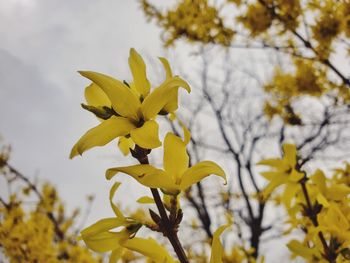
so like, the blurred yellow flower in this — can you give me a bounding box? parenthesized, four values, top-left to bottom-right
(258, 144, 304, 203)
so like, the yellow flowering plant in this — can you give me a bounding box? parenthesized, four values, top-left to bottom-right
(140, 0, 350, 124)
(70, 49, 229, 263)
(0, 147, 101, 263)
(259, 143, 350, 262)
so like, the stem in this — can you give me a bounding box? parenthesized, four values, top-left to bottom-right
(299, 178, 336, 263)
(132, 145, 189, 263)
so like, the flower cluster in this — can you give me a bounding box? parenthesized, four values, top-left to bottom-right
(140, 0, 234, 46)
(0, 175, 100, 262)
(263, 59, 328, 124)
(259, 144, 350, 262)
(140, 0, 350, 124)
(71, 49, 228, 262)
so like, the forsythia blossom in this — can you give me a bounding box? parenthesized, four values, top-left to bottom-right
(71, 48, 229, 263)
(259, 145, 350, 262)
(106, 132, 226, 195)
(70, 48, 190, 158)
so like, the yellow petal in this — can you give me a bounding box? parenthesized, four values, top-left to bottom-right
(130, 120, 161, 149)
(209, 224, 230, 263)
(123, 237, 177, 263)
(169, 114, 191, 144)
(81, 218, 126, 238)
(82, 230, 128, 253)
(283, 143, 297, 167)
(311, 169, 327, 194)
(289, 169, 304, 182)
(141, 76, 191, 120)
(158, 58, 178, 113)
(180, 120, 191, 145)
(287, 240, 318, 259)
(129, 48, 150, 97)
(260, 171, 287, 181)
(159, 57, 173, 79)
(85, 83, 111, 107)
(137, 196, 155, 204)
(163, 88, 179, 113)
(281, 183, 300, 208)
(106, 165, 176, 190)
(327, 184, 350, 201)
(118, 136, 134, 156)
(79, 71, 141, 121)
(109, 248, 124, 263)
(163, 133, 189, 183)
(70, 116, 136, 158)
(109, 182, 125, 218)
(316, 193, 329, 207)
(262, 176, 286, 200)
(179, 161, 226, 191)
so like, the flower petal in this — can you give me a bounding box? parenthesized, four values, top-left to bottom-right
(179, 161, 226, 191)
(210, 224, 230, 263)
(287, 240, 318, 259)
(70, 116, 135, 158)
(137, 196, 155, 204)
(85, 83, 111, 107)
(109, 182, 125, 218)
(106, 165, 176, 190)
(262, 176, 286, 200)
(164, 133, 189, 183)
(79, 71, 141, 120)
(130, 120, 161, 149)
(158, 57, 178, 113)
(82, 231, 128, 253)
(109, 248, 124, 263)
(81, 218, 127, 238)
(179, 119, 191, 145)
(141, 76, 191, 120)
(281, 183, 300, 208)
(159, 57, 173, 79)
(163, 88, 179, 113)
(311, 169, 327, 194)
(283, 143, 297, 167)
(128, 48, 150, 97)
(123, 237, 177, 263)
(118, 136, 134, 156)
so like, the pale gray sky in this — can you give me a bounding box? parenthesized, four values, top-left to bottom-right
(0, 0, 168, 222)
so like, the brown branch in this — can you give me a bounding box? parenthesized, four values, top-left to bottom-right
(131, 145, 189, 263)
(258, 0, 350, 87)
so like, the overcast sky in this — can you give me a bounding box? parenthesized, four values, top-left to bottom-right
(0, 0, 173, 222)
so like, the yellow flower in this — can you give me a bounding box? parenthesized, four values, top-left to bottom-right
(106, 132, 226, 194)
(317, 203, 350, 243)
(287, 239, 321, 260)
(81, 182, 176, 262)
(70, 48, 190, 158)
(310, 169, 350, 208)
(258, 144, 304, 203)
